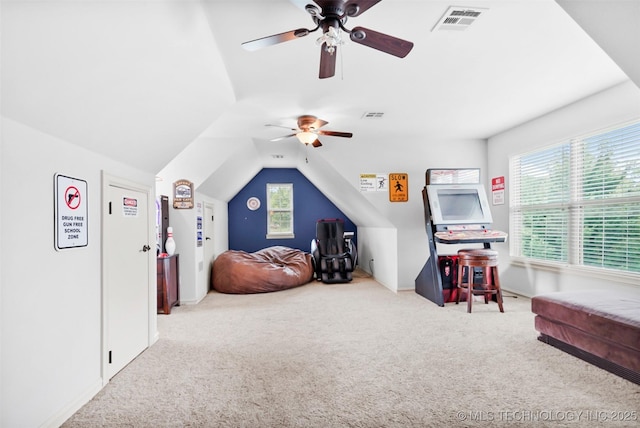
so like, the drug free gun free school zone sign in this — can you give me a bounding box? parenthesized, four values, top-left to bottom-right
(54, 174, 88, 250)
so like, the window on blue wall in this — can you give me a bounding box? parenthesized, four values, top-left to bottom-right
(266, 183, 294, 239)
(510, 120, 640, 281)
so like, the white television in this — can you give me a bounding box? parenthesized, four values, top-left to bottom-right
(426, 184, 493, 226)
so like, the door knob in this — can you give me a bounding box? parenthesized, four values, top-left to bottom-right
(141, 244, 151, 252)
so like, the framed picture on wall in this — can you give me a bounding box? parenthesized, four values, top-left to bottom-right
(173, 179, 194, 209)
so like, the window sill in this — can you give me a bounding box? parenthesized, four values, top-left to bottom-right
(266, 233, 295, 239)
(510, 257, 640, 286)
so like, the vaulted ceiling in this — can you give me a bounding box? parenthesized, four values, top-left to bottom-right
(203, 0, 628, 142)
(2, 0, 637, 205)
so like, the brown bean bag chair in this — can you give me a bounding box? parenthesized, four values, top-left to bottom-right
(211, 246, 314, 294)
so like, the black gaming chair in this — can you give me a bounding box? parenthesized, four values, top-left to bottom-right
(311, 218, 357, 283)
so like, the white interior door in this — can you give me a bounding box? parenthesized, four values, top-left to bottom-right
(105, 184, 150, 378)
(204, 203, 215, 287)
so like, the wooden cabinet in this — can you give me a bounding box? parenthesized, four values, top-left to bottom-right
(157, 254, 179, 314)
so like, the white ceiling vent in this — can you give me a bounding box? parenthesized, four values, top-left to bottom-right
(432, 6, 488, 32)
(362, 112, 384, 119)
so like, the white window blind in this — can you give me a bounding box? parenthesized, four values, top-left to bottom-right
(510, 144, 570, 263)
(510, 121, 640, 275)
(574, 122, 640, 272)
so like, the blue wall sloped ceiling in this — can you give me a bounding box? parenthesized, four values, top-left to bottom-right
(228, 168, 356, 254)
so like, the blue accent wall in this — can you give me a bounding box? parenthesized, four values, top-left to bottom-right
(228, 168, 356, 253)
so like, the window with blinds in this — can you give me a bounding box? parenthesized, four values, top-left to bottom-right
(510, 120, 640, 276)
(266, 183, 294, 239)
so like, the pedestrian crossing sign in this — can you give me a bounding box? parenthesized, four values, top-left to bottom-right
(389, 173, 408, 202)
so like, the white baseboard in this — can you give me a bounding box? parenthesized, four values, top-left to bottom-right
(179, 292, 207, 306)
(40, 378, 103, 428)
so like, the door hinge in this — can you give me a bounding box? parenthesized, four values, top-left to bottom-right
(108, 350, 112, 364)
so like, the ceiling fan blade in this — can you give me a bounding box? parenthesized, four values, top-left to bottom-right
(242, 28, 310, 52)
(319, 45, 337, 79)
(344, 0, 383, 17)
(270, 133, 297, 142)
(311, 118, 329, 129)
(312, 139, 323, 148)
(266, 124, 297, 131)
(318, 130, 353, 138)
(349, 26, 413, 58)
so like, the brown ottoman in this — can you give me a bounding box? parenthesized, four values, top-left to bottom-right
(532, 290, 640, 384)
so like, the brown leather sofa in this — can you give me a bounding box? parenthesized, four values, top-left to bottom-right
(532, 289, 640, 385)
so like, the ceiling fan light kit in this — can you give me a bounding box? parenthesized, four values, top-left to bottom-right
(296, 131, 318, 145)
(241, 0, 414, 79)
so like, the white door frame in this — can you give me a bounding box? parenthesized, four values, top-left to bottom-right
(203, 202, 215, 281)
(101, 171, 157, 386)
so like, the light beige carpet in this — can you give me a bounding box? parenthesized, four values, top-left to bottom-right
(63, 272, 640, 427)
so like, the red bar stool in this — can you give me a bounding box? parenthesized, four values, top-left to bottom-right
(456, 248, 504, 313)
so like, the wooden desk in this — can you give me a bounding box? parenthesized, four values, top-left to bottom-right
(157, 254, 179, 314)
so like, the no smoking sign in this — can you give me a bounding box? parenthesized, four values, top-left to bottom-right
(55, 174, 88, 250)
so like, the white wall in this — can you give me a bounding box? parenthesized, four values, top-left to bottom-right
(357, 227, 398, 291)
(324, 137, 488, 290)
(164, 192, 229, 305)
(0, 118, 156, 427)
(487, 80, 640, 297)
(199, 194, 230, 291)
(170, 202, 198, 304)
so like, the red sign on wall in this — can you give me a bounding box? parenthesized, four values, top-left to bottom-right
(491, 176, 505, 205)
